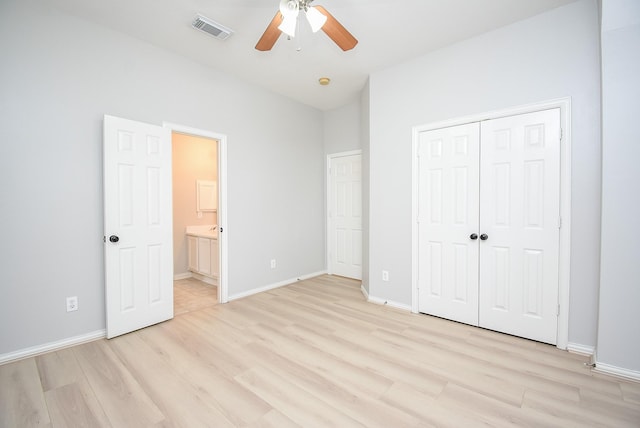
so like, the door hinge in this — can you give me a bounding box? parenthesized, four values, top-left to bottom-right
(560, 128, 563, 141)
(557, 304, 560, 316)
(558, 217, 562, 229)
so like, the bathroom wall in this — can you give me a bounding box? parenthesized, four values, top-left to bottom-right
(172, 132, 218, 276)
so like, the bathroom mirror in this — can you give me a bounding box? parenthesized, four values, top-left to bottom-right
(196, 179, 217, 212)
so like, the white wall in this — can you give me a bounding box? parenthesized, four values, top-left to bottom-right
(597, 0, 640, 374)
(323, 100, 361, 156)
(0, 0, 324, 356)
(367, 0, 602, 347)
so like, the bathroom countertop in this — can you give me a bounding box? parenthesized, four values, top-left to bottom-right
(186, 225, 218, 239)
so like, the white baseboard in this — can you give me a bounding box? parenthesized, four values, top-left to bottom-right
(360, 284, 370, 300)
(366, 294, 412, 312)
(190, 272, 217, 286)
(227, 270, 327, 302)
(567, 342, 595, 357)
(174, 271, 218, 286)
(593, 361, 640, 382)
(173, 272, 192, 280)
(0, 330, 106, 365)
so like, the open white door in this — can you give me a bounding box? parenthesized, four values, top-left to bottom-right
(104, 115, 174, 339)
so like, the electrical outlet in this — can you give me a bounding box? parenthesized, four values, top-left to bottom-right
(66, 296, 78, 312)
(382, 270, 389, 282)
(270, 259, 277, 269)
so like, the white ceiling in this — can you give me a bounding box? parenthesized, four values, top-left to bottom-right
(48, 0, 578, 111)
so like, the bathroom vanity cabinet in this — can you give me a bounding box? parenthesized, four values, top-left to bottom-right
(186, 229, 219, 283)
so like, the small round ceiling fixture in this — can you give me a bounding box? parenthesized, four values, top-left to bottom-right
(318, 77, 331, 86)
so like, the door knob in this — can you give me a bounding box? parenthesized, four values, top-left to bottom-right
(109, 235, 120, 243)
(480, 234, 488, 241)
(470, 233, 478, 240)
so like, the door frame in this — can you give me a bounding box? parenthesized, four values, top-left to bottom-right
(164, 122, 229, 304)
(411, 97, 572, 350)
(327, 149, 362, 277)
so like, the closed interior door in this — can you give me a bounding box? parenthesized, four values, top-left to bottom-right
(104, 115, 174, 339)
(417, 108, 561, 344)
(479, 109, 560, 344)
(418, 123, 480, 325)
(329, 153, 362, 279)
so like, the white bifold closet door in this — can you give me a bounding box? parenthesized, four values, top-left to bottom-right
(418, 108, 560, 344)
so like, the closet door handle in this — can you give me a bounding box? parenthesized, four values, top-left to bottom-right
(109, 235, 120, 243)
(470, 233, 478, 240)
(480, 234, 489, 241)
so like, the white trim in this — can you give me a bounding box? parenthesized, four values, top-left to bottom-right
(326, 150, 363, 278)
(367, 294, 412, 312)
(0, 330, 106, 365)
(593, 362, 640, 382)
(360, 284, 370, 300)
(227, 271, 327, 301)
(411, 97, 572, 350)
(163, 122, 229, 304)
(190, 272, 217, 286)
(173, 272, 192, 281)
(567, 342, 595, 357)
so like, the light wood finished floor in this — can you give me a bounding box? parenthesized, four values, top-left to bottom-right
(1, 275, 639, 427)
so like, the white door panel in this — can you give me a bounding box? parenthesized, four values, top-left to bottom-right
(417, 108, 560, 344)
(479, 108, 560, 344)
(104, 115, 173, 339)
(418, 123, 480, 326)
(329, 154, 362, 279)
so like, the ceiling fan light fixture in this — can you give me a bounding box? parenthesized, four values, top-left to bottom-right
(279, 0, 299, 17)
(305, 6, 327, 33)
(278, 14, 297, 37)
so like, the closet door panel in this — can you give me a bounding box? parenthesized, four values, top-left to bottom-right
(418, 123, 480, 326)
(479, 108, 561, 344)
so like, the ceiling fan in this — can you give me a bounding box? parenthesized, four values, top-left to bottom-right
(255, 0, 358, 52)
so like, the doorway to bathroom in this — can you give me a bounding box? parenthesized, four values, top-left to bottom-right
(171, 132, 219, 314)
(165, 122, 228, 308)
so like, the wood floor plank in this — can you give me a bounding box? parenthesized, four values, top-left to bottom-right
(381, 382, 492, 427)
(246, 322, 396, 397)
(132, 321, 274, 426)
(44, 381, 111, 428)
(438, 382, 568, 428)
(72, 340, 165, 427)
(523, 389, 636, 428)
(35, 347, 84, 392)
(244, 341, 423, 427)
(246, 409, 301, 428)
(235, 366, 365, 428)
(579, 387, 640, 425)
(0, 359, 51, 428)
(621, 381, 640, 405)
(109, 332, 238, 427)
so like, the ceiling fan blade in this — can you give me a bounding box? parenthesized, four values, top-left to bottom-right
(255, 11, 283, 51)
(314, 6, 358, 51)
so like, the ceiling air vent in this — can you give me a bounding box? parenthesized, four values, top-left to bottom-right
(192, 14, 233, 41)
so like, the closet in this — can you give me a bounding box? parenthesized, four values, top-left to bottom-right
(417, 108, 560, 344)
